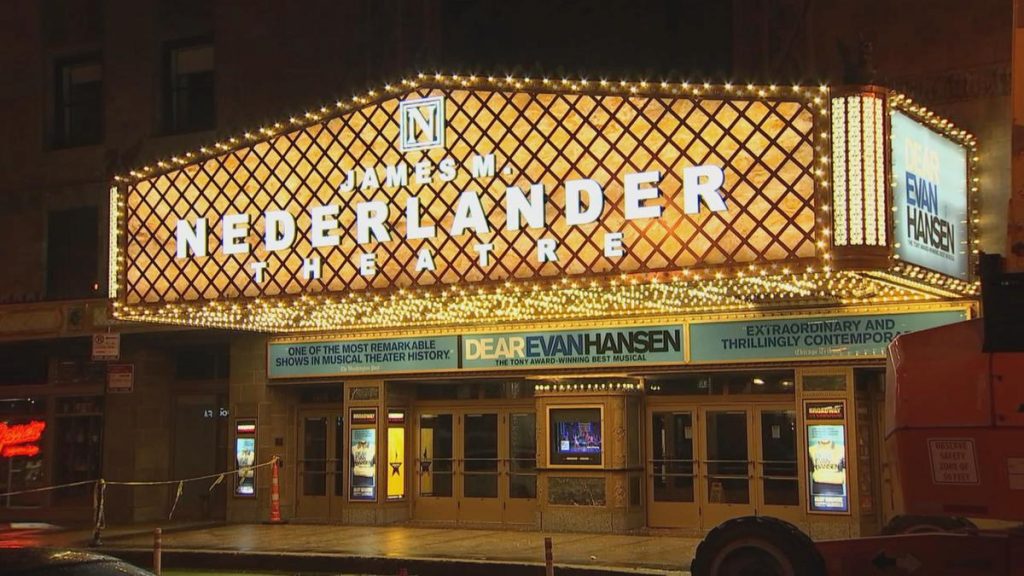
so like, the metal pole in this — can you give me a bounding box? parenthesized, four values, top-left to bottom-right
(153, 528, 162, 575)
(90, 479, 105, 547)
(545, 536, 554, 576)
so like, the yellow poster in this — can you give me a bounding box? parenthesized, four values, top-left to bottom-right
(387, 426, 405, 500)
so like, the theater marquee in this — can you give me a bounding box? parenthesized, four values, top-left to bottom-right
(110, 76, 978, 332)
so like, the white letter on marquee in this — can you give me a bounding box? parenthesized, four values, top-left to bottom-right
(505, 184, 545, 230)
(471, 154, 496, 178)
(405, 196, 435, 240)
(474, 243, 494, 266)
(222, 213, 250, 255)
(604, 232, 625, 257)
(624, 171, 663, 220)
(415, 161, 432, 185)
(175, 217, 207, 258)
(415, 248, 436, 272)
(302, 257, 321, 280)
(264, 210, 295, 252)
(310, 205, 340, 248)
(360, 167, 380, 191)
(338, 170, 355, 193)
(359, 253, 376, 276)
(683, 165, 727, 214)
(250, 261, 268, 283)
(357, 201, 391, 245)
(385, 163, 408, 188)
(451, 191, 490, 236)
(438, 158, 457, 182)
(565, 179, 604, 225)
(537, 238, 558, 263)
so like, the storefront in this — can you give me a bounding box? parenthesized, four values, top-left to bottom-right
(111, 76, 978, 536)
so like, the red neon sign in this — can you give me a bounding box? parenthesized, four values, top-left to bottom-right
(0, 420, 45, 458)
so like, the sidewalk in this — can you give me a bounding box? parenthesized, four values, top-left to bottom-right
(2, 522, 697, 575)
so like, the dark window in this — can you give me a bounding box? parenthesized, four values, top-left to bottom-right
(0, 343, 48, 385)
(54, 396, 104, 501)
(163, 41, 215, 133)
(647, 370, 796, 395)
(53, 56, 103, 147)
(175, 344, 230, 380)
(46, 206, 99, 300)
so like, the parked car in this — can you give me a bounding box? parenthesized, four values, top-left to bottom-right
(0, 548, 155, 576)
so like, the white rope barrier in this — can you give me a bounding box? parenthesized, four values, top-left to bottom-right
(0, 457, 280, 547)
(0, 458, 277, 497)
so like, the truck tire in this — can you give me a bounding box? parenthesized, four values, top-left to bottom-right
(691, 516, 824, 576)
(880, 514, 977, 535)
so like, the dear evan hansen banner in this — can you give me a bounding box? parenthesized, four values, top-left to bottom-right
(463, 326, 683, 370)
(891, 111, 969, 279)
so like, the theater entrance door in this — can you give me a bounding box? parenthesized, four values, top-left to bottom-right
(414, 408, 536, 526)
(295, 410, 345, 521)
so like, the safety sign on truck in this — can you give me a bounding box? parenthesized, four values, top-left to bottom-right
(927, 438, 979, 485)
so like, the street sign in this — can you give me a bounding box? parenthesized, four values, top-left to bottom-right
(107, 364, 134, 393)
(92, 333, 120, 361)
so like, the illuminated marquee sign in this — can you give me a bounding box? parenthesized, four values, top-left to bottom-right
(119, 81, 819, 308)
(891, 110, 969, 279)
(0, 420, 45, 458)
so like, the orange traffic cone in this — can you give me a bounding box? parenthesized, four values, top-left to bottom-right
(269, 456, 283, 524)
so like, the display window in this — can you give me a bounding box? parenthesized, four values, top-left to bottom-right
(548, 407, 603, 467)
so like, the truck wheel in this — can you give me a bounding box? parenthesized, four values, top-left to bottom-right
(881, 515, 977, 535)
(691, 516, 824, 576)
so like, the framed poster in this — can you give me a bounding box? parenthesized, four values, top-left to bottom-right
(548, 407, 603, 467)
(387, 410, 406, 500)
(234, 418, 257, 497)
(805, 401, 849, 514)
(349, 411, 378, 501)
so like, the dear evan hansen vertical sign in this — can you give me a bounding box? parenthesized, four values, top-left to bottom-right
(891, 111, 968, 279)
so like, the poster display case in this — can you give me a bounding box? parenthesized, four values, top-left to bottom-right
(234, 419, 256, 497)
(350, 408, 378, 501)
(804, 401, 849, 514)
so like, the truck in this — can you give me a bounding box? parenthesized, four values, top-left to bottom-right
(690, 254, 1024, 576)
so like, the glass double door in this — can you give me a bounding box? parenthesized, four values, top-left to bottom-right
(414, 408, 536, 525)
(647, 404, 800, 530)
(296, 410, 346, 521)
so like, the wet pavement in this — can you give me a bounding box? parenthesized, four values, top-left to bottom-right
(0, 523, 696, 575)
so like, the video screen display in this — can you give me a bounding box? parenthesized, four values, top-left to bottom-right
(556, 421, 602, 454)
(549, 408, 602, 466)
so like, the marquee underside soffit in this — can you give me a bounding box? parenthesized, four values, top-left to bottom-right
(112, 268, 975, 334)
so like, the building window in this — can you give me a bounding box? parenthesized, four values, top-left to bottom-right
(46, 206, 99, 300)
(53, 56, 103, 147)
(0, 343, 48, 386)
(54, 396, 103, 502)
(163, 41, 215, 133)
(175, 344, 229, 380)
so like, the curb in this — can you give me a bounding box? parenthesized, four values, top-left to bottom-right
(99, 522, 226, 544)
(99, 548, 687, 576)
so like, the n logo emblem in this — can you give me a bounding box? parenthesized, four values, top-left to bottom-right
(399, 96, 445, 152)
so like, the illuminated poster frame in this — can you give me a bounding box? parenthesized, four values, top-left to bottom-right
(804, 401, 849, 514)
(234, 418, 257, 497)
(386, 410, 406, 501)
(349, 408, 378, 502)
